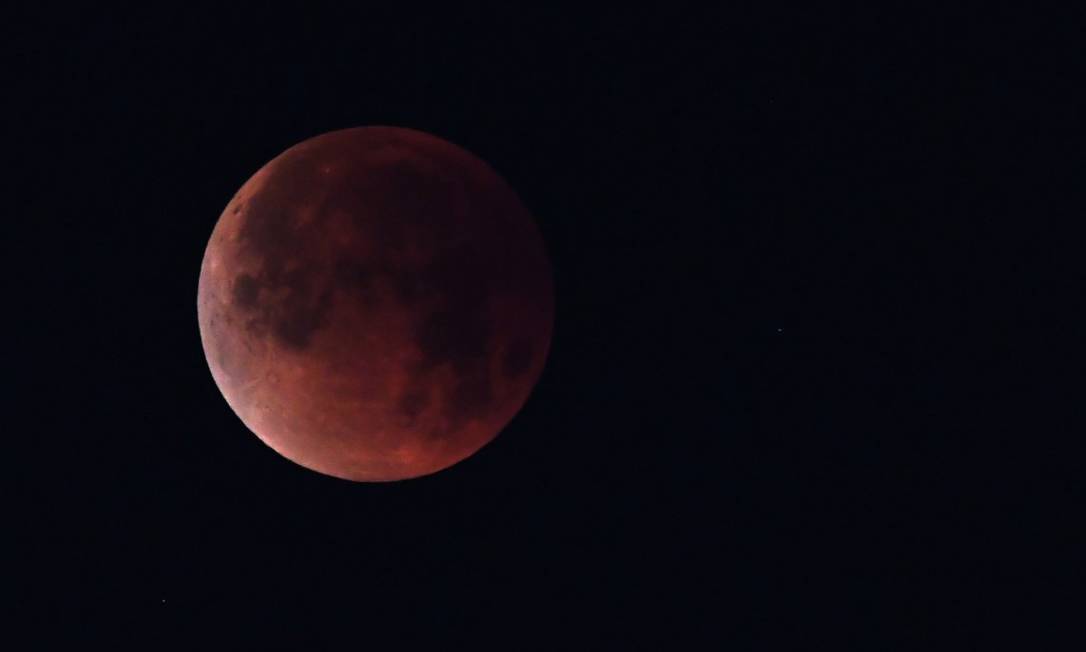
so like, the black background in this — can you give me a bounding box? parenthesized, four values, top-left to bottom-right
(10, 5, 1079, 647)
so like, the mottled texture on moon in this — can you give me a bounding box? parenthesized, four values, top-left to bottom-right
(197, 127, 553, 481)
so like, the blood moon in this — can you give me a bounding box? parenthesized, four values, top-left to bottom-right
(197, 127, 553, 482)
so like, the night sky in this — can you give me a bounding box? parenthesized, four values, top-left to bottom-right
(11, 5, 1077, 647)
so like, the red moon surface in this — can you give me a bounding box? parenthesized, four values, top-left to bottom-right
(197, 127, 553, 481)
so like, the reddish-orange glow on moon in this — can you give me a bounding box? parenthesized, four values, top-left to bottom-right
(197, 127, 553, 481)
